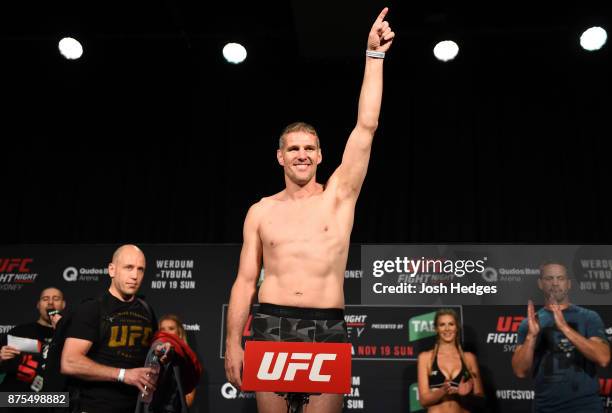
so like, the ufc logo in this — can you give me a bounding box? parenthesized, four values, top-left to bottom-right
(257, 352, 336, 382)
(17, 354, 38, 383)
(109, 325, 153, 347)
(496, 316, 524, 332)
(242, 341, 350, 393)
(0, 258, 32, 273)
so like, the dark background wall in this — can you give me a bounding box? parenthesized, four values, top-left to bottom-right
(1, 245, 611, 412)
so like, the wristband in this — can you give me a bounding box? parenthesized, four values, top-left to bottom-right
(366, 50, 385, 59)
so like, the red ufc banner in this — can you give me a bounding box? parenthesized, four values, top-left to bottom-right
(241, 341, 352, 394)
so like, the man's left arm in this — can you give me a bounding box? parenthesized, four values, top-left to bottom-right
(330, 8, 395, 199)
(551, 305, 611, 368)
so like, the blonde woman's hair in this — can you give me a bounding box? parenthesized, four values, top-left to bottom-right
(159, 313, 187, 343)
(428, 309, 475, 379)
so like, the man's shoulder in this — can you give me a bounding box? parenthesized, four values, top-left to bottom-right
(569, 304, 601, 319)
(70, 296, 103, 321)
(248, 194, 282, 215)
(259, 191, 285, 204)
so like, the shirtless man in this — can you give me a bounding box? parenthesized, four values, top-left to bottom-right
(225, 8, 394, 413)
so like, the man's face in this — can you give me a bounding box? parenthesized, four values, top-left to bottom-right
(538, 263, 571, 304)
(109, 247, 146, 299)
(277, 132, 322, 186)
(37, 288, 65, 324)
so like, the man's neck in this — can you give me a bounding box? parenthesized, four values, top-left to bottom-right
(36, 318, 51, 328)
(284, 178, 322, 200)
(108, 287, 135, 302)
(544, 300, 571, 310)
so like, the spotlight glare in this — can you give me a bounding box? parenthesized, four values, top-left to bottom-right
(433, 40, 459, 62)
(580, 26, 607, 51)
(223, 43, 247, 64)
(58, 37, 83, 60)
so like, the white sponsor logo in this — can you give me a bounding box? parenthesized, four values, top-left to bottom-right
(482, 267, 539, 282)
(63, 267, 78, 282)
(370, 324, 403, 330)
(183, 323, 200, 332)
(63, 267, 105, 282)
(345, 315, 367, 323)
(486, 333, 518, 344)
(411, 319, 435, 333)
(0, 325, 15, 334)
(580, 259, 612, 269)
(345, 376, 364, 409)
(221, 382, 237, 399)
(496, 389, 534, 400)
(257, 352, 336, 382)
(156, 260, 195, 269)
(481, 267, 498, 282)
(155, 259, 195, 281)
(344, 270, 362, 279)
(150, 280, 196, 290)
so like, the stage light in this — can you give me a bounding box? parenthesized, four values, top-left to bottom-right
(433, 40, 459, 62)
(223, 43, 247, 64)
(58, 37, 83, 60)
(580, 26, 607, 51)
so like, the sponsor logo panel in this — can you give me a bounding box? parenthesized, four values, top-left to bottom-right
(0, 258, 38, 291)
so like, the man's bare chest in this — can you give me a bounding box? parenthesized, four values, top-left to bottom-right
(258, 201, 338, 245)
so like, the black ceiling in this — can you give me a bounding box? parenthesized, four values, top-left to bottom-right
(2, 2, 611, 244)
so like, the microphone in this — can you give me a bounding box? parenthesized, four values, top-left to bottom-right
(47, 309, 61, 318)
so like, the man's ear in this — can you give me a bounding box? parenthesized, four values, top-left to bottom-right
(108, 262, 116, 278)
(277, 149, 285, 166)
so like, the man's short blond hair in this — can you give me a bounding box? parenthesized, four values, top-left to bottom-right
(279, 122, 320, 149)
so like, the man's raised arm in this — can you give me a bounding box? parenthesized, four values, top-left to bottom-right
(224, 203, 263, 387)
(331, 7, 395, 199)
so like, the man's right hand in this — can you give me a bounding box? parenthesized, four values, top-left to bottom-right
(367, 8, 395, 53)
(0, 345, 20, 361)
(50, 313, 63, 329)
(123, 367, 157, 393)
(527, 300, 540, 339)
(225, 344, 244, 388)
